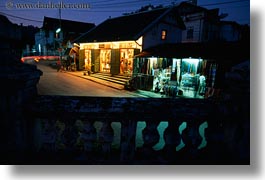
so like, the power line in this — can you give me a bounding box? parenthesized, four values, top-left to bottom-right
(87, 0, 248, 8)
(84, 0, 173, 9)
(91, 0, 152, 4)
(60, 0, 173, 12)
(68, 9, 136, 12)
(199, 0, 249, 7)
(91, 0, 159, 8)
(0, 0, 249, 25)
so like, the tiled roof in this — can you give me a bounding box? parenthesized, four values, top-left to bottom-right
(76, 6, 185, 43)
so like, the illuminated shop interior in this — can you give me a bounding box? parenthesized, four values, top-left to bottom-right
(80, 38, 142, 75)
(133, 56, 215, 98)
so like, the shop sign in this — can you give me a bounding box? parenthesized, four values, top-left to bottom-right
(99, 44, 105, 48)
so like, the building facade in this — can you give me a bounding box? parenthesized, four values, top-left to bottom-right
(76, 2, 249, 99)
(77, 6, 185, 75)
(133, 40, 249, 99)
(133, 52, 220, 98)
(0, 14, 39, 59)
(177, 2, 243, 43)
(35, 16, 95, 64)
(0, 14, 22, 51)
(131, 2, 249, 98)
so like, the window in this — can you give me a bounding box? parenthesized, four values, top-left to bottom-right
(187, 27, 194, 39)
(161, 30, 167, 40)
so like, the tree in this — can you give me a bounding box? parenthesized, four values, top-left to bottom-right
(123, 4, 164, 15)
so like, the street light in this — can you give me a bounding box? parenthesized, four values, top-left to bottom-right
(56, 28, 62, 70)
(56, 28, 61, 34)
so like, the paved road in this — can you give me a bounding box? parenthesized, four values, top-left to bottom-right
(36, 61, 141, 97)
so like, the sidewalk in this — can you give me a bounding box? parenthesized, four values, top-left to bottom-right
(66, 70, 125, 90)
(64, 70, 164, 98)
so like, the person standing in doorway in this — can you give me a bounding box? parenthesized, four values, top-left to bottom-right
(120, 57, 124, 74)
(197, 74, 206, 97)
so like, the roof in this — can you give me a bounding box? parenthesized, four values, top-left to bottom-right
(76, 6, 185, 43)
(220, 20, 241, 27)
(136, 41, 250, 63)
(0, 14, 13, 25)
(177, 2, 220, 22)
(42, 16, 95, 33)
(176, 1, 209, 15)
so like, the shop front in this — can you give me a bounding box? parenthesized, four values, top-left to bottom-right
(79, 41, 141, 76)
(120, 49, 134, 75)
(132, 56, 221, 99)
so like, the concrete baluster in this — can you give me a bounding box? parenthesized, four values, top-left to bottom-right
(181, 118, 203, 162)
(98, 121, 114, 160)
(80, 121, 97, 152)
(120, 118, 137, 163)
(141, 120, 160, 162)
(163, 121, 182, 162)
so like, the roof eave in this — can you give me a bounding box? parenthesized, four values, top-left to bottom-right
(134, 8, 173, 39)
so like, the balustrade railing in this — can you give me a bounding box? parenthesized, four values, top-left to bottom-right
(25, 96, 227, 164)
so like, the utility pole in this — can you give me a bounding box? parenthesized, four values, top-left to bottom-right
(59, 6, 62, 29)
(58, 7, 62, 69)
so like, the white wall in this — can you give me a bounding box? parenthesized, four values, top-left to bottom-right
(181, 12, 204, 43)
(35, 29, 64, 55)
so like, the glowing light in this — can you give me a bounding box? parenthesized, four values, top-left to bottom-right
(38, 44, 41, 52)
(56, 28, 61, 33)
(182, 58, 200, 64)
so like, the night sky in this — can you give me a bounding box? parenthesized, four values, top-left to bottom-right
(0, 0, 250, 27)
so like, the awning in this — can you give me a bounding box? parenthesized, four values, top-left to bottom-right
(135, 42, 249, 62)
(69, 46, 79, 56)
(134, 51, 152, 58)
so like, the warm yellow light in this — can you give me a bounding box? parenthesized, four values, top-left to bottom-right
(112, 42, 119, 49)
(80, 40, 141, 50)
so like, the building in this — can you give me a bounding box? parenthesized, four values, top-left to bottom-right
(0, 14, 22, 51)
(1, 14, 42, 61)
(35, 16, 95, 60)
(176, 2, 244, 43)
(131, 2, 249, 98)
(133, 41, 249, 98)
(21, 25, 40, 57)
(76, 6, 185, 75)
(75, 1, 249, 99)
(219, 21, 242, 42)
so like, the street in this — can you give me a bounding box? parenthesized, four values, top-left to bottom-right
(36, 60, 142, 97)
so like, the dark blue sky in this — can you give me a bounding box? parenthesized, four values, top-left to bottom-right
(0, 0, 250, 27)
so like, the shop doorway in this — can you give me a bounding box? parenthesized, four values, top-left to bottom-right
(120, 49, 134, 75)
(100, 49, 111, 73)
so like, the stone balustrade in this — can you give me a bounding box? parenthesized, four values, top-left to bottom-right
(20, 96, 249, 165)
